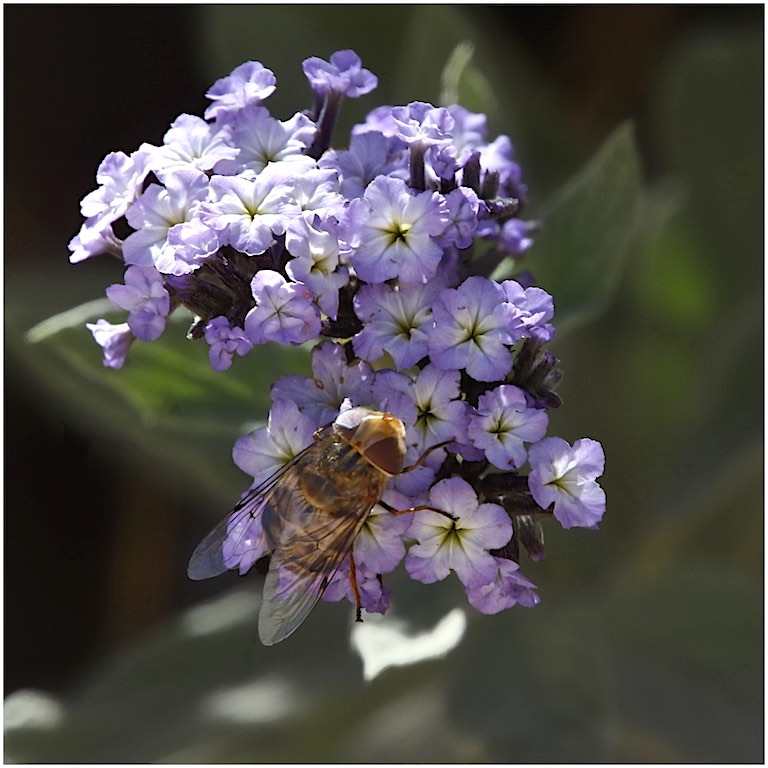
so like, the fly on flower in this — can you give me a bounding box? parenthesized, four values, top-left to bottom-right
(188, 407, 447, 645)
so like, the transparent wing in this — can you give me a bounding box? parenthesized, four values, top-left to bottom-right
(258, 490, 381, 646)
(187, 443, 318, 581)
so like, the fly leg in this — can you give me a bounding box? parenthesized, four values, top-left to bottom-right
(378, 499, 458, 522)
(400, 440, 452, 474)
(348, 549, 363, 623)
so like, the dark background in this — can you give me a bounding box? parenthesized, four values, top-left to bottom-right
(5, 5, 763, 762)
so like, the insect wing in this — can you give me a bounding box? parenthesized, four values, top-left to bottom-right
(187, 447, 313, 581)
(258, 489, 381, 646)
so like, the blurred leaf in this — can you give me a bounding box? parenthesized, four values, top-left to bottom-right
(509, 122, 645, 334)
(10, 301, 310, 502)
(439, 41, 494, 114)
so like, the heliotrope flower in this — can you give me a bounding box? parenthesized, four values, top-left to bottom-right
(319, 131, 406, 199)
(271, 340, 375, 425)
(285, 217, 349, 319)
(501, 279, 555, 344)
(204, 316, 252, 372)
(302, 49, 378, 99)
(322, 558, 390, 614)
(85, 320, 135, 369)
(406, 477, 513, 588)
(205, 60, 277, 121)
(123, 169, 210, 274)
(217, 106, 317, 175)
(78, 149, 151, 227)
(222, 497, 270, 576)
(201, 171, 298, 256)
(465, 557, 540, 614)
(70, 48, 607, 632)
(106, 265, 171, 342)
(244, 270, 321, 345)
(341, 176, 449, 284)
(467, 384, 548, 470)
(353, 489, 414, 575)
(69, 215, 123, 264)
(142, 114, 238, 176)
(232, 399, 316, 488)
(428, 275, 522, 382)
(352, 281, 441, 370)
(527, 437, 606, 529)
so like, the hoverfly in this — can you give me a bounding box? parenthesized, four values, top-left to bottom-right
(188, 407, 448, 645)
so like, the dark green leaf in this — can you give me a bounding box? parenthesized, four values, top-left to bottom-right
(11, 300, 310, 501)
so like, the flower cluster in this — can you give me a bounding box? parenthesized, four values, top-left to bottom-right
(71, 50, 606, 619)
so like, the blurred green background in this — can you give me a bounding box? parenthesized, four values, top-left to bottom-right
(4, 5, 763, 762)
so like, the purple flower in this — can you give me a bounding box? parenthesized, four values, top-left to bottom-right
(390, 102, 454, 150)
(142, 114, 238, 176)
(80, 149, 152, 221)
(204, 316, 252, 371)
(340, 176, 448, 284)
(438, 187, 480, 249)
(201, 171, 297, 256)
(405, 477, 513, 588)
(352, 281, 441, 370)
(527, 437, 606, 529)
(322, 558, 390, 614)
(271, 340, 375, 426)
(319, 131, 406, 199)
(232, 399, 316, 488)
(465, 557, 540, 614)
(287, 168, 346, 225)
(354, 489, 414, 574)
(68, 215, 122, 263)
(302, 50, 378, 99)
(165, 217, 220, 273)
(222, 498, 270, 575)
(428, 276, 522, 382)
(375, 365, 468, 455)
(86, 320, 135, 369)
(204, 61, 277, 122)
(106, 265, 171, 342)
(244, 270, 321, 346)
(123, 169, 210, 274)
(216, 106, 316, 175)
(500, 218, 535, 255)
(467, 384, 549, 470)
(501, 280, 555, 344)
(352, 104, 401, 138)
(285, 218, 348, 319)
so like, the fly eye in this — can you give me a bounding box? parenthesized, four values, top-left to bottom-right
(363, 436, 405, 475)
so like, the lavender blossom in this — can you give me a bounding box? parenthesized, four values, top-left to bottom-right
(244, 270, 321, 345)
(340, 176, 449, 284)
(201, 172, 297, 257)
(467, 384, 548, 470)
(106, 265, 171, 342)
(123, 169, 209, 274)
(406, 478, 513, 588)
(204, 316, 252, 371)
(428, 276, 523, 382)
(527, 437, 607, 529)
(86, 320, 135, 369)
(303, 49, 378, 99)
(69, 48, 607, 632)
(205, 61, 277, 121)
